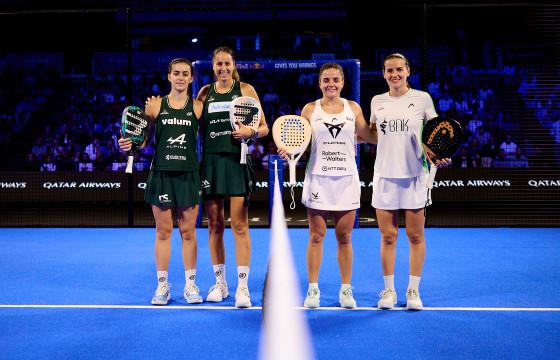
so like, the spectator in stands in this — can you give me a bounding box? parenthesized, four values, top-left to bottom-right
(31, 137, 48, 160)
(500, 135, 517, 158)
(40, 154, 57, 172)
(77, 152, 93, 172)
(480, 135, 498, 168)
(452, 146, 476, 168)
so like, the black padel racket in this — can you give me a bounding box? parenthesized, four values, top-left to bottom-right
(422, 117, 463, 188)
(120, 106, 148, 173)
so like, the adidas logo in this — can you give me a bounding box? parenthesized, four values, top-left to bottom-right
(160, 109, 170, 115)
(201, 180, 210, 189)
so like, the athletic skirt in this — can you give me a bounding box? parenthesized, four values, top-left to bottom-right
(371, 173, 432, 210)
(301, 173, 361, 211)
(145, 170, 201, 208)
(200, 152, 255, 198)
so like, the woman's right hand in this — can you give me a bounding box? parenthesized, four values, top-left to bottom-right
(277, 146, 290, 160)
(118, 137, 132, 152)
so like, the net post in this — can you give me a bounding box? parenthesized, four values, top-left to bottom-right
(268, 155, 283, 227)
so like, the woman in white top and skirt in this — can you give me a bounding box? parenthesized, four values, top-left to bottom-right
(370, 53, 450, 310)
(279, 63, 376, 309)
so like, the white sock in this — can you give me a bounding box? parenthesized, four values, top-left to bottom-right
(308, 282, 319, 290)
(213, 264, 226, 284)
(185, 269, 196, 287)
(157, 271, 168, 286)
(237, 266, 249, 288)
(383, 275, 395, 290)
(408, 275, 421, 291)
(341, 283, 351, 291)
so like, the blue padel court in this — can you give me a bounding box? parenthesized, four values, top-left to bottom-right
(1, 227, 559, 359)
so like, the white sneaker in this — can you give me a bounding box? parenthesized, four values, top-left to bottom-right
(206, 282, 229, 302)
(235, 286, 252, 308)
(151, 283, 171, 306)
(406, 288, 423, 310)
(304, 287, 320, 308)
(339, 287, 357, 309)
(377, 288, 397, 309)
(184, 284, 203, 304)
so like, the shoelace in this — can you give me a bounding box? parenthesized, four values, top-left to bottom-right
(379, 289, 395, 298)
(156, 284, 170, 296)
(237, 287, 250, 297)
(186, 285, 199, 296)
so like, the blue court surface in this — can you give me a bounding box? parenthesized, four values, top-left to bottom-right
(1, 227, 559, 359)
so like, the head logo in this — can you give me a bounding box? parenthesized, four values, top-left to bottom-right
(323, 122, 345, 138)
(380, 120, 387, 135)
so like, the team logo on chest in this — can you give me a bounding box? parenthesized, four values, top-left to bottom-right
(323, 122, 345, 139)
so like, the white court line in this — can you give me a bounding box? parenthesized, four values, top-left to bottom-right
(0, 305, 559, 311)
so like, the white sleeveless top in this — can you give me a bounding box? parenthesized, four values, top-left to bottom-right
(307, 98, 358, 176)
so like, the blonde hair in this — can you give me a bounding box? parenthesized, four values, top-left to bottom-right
(212, 46, 240, 81)
(382, 53, 410, 72)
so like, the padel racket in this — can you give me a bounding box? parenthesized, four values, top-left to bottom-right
(120, 106, 148, 173)
(422, 116, 463, 188)
(272, 115, 312, 186)
(229, 96, 261, 164)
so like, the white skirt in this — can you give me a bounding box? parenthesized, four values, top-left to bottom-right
(371, 173, 432, 210)
(301, 173, 361, 211)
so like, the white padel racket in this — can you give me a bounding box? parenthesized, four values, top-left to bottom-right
(229, 96, 261, 164)
(273, 115, 312, 209)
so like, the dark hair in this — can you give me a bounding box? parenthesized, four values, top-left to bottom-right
(168, 58, 193, 95)
(319, 62, 345, 82)
(382, 53, 410, 72)
(212, 46, 240, 81)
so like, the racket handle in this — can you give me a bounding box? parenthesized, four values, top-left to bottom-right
(125, 155, 134, 174)
(426, 164, 437, 189)
(289, 161, 296, 186)
(240, 142, 248, 164)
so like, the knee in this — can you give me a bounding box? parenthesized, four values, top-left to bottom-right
(407, 231, 424, 245)
(180, 228, 196, 242)
(208, 217, 225, 235)
(380, 231, 398, 246)
(230, 221, 248, 238)
(336, 233, 352, 247)
(155, 224, 172, 241)
(309, 230, 326, 247)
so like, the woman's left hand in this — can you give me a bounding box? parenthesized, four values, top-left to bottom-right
(232, 121, 253, 140)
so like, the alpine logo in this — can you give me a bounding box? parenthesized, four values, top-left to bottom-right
(380, 120, 387, 135)
(167, 134, 187, 145)
(323, 122, 345, 138)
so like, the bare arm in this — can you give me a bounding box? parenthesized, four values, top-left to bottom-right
(350, 100, 377, 144)
(196, 84, 211, 103)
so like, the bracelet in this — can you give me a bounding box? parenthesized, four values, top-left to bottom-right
(250, 128, 258, 140)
